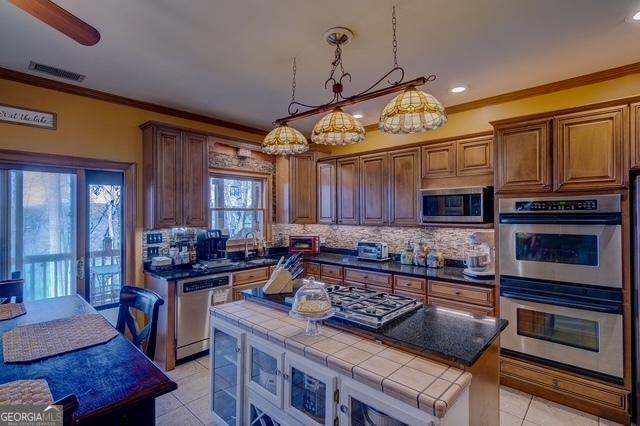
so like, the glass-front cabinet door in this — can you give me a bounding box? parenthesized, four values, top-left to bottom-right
(246, 336, 285, 408)
(283, 353, 337, 426)
(211, 321, 244, 426)
(339, 377, 433, 426)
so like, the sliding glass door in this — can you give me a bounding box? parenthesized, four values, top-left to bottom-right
(85, 170, 124, 309)
(0, 169, 77, 300)
(0, 166, 127, 308)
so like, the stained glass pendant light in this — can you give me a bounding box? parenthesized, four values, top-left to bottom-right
(262, 124, 309, 155)
(379, 86, 447, 133)
(311, 107, 365, 146)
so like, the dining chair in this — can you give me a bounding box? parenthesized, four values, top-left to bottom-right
(0, 279, 24, 304)
(53, 394, 78, 426)
(115, 286, 164, 360)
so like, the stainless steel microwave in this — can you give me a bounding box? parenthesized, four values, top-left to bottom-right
(420, 187, 493, 223)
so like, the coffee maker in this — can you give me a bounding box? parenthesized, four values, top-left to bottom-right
(196, 229, 229, 264)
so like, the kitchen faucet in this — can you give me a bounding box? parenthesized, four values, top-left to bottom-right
(244, 231, 257, 259)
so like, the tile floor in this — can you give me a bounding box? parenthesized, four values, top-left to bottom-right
(156, 355, 625, 426)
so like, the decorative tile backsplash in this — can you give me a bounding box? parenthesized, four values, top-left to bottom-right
(272, 223, 494, 260)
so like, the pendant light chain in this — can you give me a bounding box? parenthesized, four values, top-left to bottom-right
(291, 57, 297, 104)
(392, 6, 399, 68)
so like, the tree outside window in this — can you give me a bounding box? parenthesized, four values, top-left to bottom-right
(210, 175, 265, 241)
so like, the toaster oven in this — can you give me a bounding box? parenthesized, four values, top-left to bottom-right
(288, 235, 320, 255)
(357, 241, 390, 261)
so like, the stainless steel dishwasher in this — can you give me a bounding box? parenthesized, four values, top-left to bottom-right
(176, 273, 232, 360)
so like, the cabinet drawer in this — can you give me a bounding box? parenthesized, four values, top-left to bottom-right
(394, 289, 427, 304)
(304, 262, 321, 277)
(428, 280, 494, 307)
(393, 275, 426, 294)
(232, 282, 265, 301)
(344, 268, 391, 288)
(500, 356, 629, 412)
(321, 264, 344, 279)
(429, 296, 494, 316)
(233, 267, 270, 285)
(321, 276, 343, 285)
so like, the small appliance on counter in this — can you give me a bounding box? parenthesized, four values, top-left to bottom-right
(196, 229, 230, 267)
(288, 235, 320, 255)
(462, 231, 495, 278)
(357, 241, 390, 261)
(426, 249, 444, 268)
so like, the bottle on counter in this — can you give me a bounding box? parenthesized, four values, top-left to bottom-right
(427, 249, 445, 268)
(414, 242, 427, 266)
(400, 241, 414, 265)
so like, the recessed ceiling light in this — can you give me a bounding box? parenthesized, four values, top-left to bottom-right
(450, 86, 467, 94)
(353, 113, 364, 119)
(633, 10, 640, 20)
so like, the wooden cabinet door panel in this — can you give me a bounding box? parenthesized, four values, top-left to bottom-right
(155, 127, 182, 227)
(554, 106, 627, 191)
(337, 158, 360, 224)
(393, 275, 426, 294)
(457, 136, 493, 176)
(632, 103, 640, 169)
(495, 120, 552, 193)
(389, 148, 420, 225)
(317, 160, 336, 224)
(182, 132, 209, 227)
(360, 154, 388, 225)
(428, 280, 494, 307)
(320, 264, 343, 279)
(290, 153, 317, 223)
(421, 142, 456, 178)
(233, 267, 270, 285)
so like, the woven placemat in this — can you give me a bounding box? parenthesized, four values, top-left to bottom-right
(3, 313, 119, 363)
(0, 379, 53, 405)
(0, 303, 26, 321)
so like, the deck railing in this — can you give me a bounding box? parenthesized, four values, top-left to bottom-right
(21, 249, 122, 305)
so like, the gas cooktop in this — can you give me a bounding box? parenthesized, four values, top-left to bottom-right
(325, 285, 422, 329)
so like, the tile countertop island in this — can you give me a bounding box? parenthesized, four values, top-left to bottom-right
(210, 293, 506, 426)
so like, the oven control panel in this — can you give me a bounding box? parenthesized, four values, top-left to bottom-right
(515, 199, 597, 211)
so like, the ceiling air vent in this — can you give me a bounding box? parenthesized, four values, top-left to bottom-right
(28, 61, 85, 82)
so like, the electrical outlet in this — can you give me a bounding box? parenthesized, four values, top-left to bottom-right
(147, 247, 159, 257)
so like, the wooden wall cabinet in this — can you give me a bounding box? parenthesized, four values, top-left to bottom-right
(317, 160, 337, 224)
(289, 152, 317, 224)
(632, 103, 640, 169)
(336, 158, 360, 225)
(554, 106, 627, 191)
(457, 136, 493, 176)
(359, 153, 388, 225)
(142, 123, 209, 229)
(421, 142, 456, 178)
(495, 120, 553, 194)
(388, 148, 421, 225)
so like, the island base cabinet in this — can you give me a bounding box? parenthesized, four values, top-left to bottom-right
(283, 353, 338, 426)
(338, 377, 469, 426)
(247, 391, 304, 426)
(246, 336, 285, 409)
(210, 321, 245, 426)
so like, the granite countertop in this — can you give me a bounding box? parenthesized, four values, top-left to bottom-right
(144, 250, 495, 287)
(212, 300, 474, 418)
(243, 288, 507, 367)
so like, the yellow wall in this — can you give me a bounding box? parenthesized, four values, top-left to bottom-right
(332, 73, 640, 155)
(0, 78, 264, 282)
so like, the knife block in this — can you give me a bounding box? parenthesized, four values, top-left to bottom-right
(262, 267, 293, 294)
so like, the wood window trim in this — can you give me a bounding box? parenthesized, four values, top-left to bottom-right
(208, 167, 273, 249)
(0, 149, 137, 288)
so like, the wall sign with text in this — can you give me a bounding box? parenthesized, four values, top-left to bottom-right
(0, 103, 57, 130)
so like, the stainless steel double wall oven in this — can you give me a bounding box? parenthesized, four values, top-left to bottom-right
(499, 194, 624, 382)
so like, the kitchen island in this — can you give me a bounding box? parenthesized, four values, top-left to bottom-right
(209, 291, 506, 426)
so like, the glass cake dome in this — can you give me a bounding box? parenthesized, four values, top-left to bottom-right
(289, 277, 334, 335)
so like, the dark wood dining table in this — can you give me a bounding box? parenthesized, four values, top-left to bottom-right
(0, 295, 177, 425)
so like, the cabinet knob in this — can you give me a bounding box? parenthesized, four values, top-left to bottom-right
(235, 347, 241, 353)
(275, 369, 281, 376)
(282, 373, 290, 380)
(340, 404, 348, 414)
(455, 291, 461, 296)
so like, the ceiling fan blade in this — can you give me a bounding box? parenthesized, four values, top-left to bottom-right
(9, 0, 100, 46)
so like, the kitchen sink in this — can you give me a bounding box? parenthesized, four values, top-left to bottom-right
(245, 258, 274, 265)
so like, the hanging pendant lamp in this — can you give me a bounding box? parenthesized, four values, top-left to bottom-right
(379, 85, 447, 134)
(262, 123, 309, 155)
(311, 107, 365, 146)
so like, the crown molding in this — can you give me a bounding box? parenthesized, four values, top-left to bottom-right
(0, 66, 268, 136)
